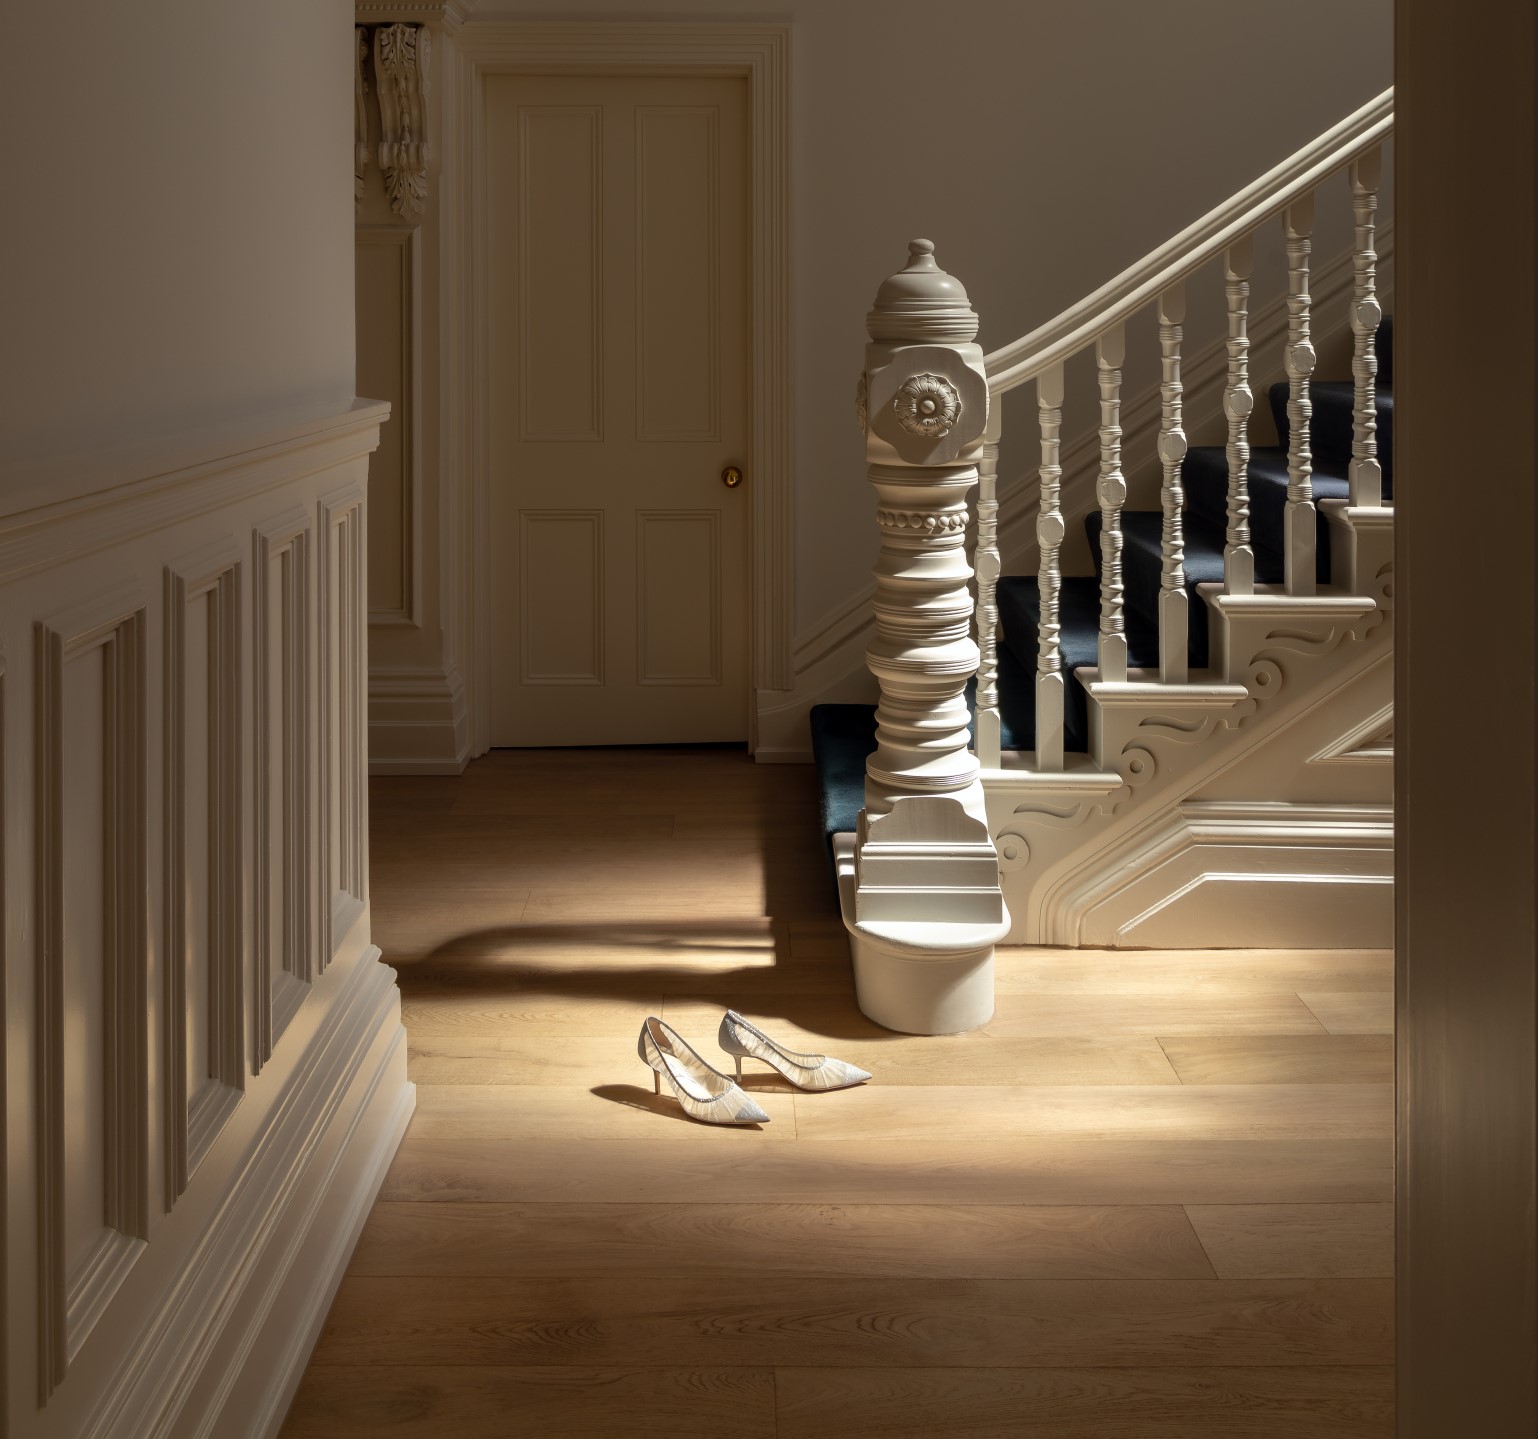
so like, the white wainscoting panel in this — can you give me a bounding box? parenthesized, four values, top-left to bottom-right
(162, 541, 245, 1203)
(253, 506, 315, 1063)
(1, 399, 413, 1439)
(33, 585, 150, 1397)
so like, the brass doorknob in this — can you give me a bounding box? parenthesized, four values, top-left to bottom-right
(721, 465, 744, 489)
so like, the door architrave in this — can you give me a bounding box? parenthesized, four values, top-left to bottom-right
(451, 20, 791, 754)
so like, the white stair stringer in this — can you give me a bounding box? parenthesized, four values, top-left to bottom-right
(984, 504, 1394, 946)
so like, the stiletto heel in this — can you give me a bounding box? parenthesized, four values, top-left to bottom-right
(637, 1017, 771, 1126)
(717, 1010, 872, 1092)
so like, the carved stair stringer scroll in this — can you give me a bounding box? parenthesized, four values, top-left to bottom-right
(374, 23, 431, 222)
(841, 239, 1008, 1037)
(984, 505, 1395, 944)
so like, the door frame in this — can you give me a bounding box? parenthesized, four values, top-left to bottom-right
(450, 20, 791, 754)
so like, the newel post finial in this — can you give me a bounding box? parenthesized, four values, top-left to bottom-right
(840, 239, 1007, 1037)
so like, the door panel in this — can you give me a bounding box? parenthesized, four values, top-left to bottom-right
(487, 75, 749, 746)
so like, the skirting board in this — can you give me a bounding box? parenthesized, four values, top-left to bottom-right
(368, 664, 470, 774)
(73, 951, 414, 1439)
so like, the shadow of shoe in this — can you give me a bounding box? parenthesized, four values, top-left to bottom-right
(588, 1082, 768, 1129)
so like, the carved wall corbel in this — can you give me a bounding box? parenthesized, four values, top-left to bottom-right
(354, 27, 370, 213)
(374, 23, 431, 222)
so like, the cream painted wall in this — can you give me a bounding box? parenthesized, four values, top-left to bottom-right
(478, 0, 1393, 635)
(3, 0, 356, 475)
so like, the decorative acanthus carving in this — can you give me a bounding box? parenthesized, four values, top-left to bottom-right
(855, 371, 868, 434)
(354, 27, 371, 213)
(374, 24, 431, 221)
(892, 373, 962, 439)
(876, 508, 968, 534)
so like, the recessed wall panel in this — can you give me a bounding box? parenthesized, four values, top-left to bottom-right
(519, 107, 603, 441)
(35, 592, 149, 1395)
(635, 107, 720, 441)
(60, 644, 108, 1279)
(519, 510, 604, 684)
(163, 543, 243, 1200)
(636, 510, 721, 684)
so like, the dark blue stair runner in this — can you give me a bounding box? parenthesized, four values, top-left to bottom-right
(812, 320, 1393, 845)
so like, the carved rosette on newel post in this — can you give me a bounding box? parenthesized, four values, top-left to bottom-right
(838, 239, 1009, 1035)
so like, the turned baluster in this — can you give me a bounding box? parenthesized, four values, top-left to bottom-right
(1349, 146, 1384, 507)
(1096, 324, 1128, 683)
(1284, 196, 1318, 593)
(1156, 284, 1188, 682)
(974, 407, 1003, 769)
(1035, 362, 1066, 770)
(1222, 235, 1255, 595)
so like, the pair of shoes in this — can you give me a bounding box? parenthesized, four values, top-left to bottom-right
(637, 1011, 872, 1127)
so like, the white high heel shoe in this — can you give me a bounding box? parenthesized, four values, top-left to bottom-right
(637, 1017, 771, 1126)
(718, 1010, 872, 1092)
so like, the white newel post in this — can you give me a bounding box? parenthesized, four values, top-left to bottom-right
(842, 239, 1008, 1036)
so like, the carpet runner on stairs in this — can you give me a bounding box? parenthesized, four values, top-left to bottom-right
(812, 319, 1394, 845)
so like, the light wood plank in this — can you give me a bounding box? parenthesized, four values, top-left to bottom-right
(1185, 1203, 1394, 1278)
(309, 1275, 1393, 1369)
(1297, 990, 1395, 1034)
(380, 1137, 1395, 1206)
(658, 997, 1183, 1086)
(349, 1202, 1216, 1281)
(1158, 1034, 1394, 1084)
(408, 1083, 795, 1141)
(983, 992, 1329, 1036)
(774, 1365, 1394, 1439)
(995, 948, 1393, 995)
(790, 1083, 1393, 1144)
(283, 751, 1404, 1435)
(282, 1366, 776, 1438)
(400, 995, 662, 1039)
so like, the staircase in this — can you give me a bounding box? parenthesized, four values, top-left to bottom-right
(815, 92, 1395, 1030)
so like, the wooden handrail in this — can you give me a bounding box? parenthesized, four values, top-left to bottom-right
(984, 89, 1393, 395)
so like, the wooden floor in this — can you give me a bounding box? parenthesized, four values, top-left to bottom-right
(280, 747, 1394, 1438)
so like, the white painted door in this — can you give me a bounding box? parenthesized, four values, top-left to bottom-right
(486, 75, 750, 746)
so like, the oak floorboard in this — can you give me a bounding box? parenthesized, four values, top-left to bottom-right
(994, 949, 1393, 995)
(377, 1137, 1395, 1206)
(399, 995, 663, 1039)
(404, 1030, 1180, 1088)
(658, 998, 1183, 1085)
(348, 1202, 1216, 1281)
(1184, 1204, 1395, 1278)
(281, 1367, 776, 1438)
(308, 1275, 1393, 1370)
(773, 1365, 1395, 1439)
(982, 993, 1330, 1036)
(1297, 990, 1396, 1034)
(407, 1083, 797, 1141)
(1158, 1034, 1394, 1084)
(281, 749, 1398, 1433)
(789, 1083, 1393, 1144)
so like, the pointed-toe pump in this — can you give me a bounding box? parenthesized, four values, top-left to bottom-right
(637, 1017, 771, 1126)
(718, 1010, 872, 1092)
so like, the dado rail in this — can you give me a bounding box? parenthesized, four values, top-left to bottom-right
(829, 91, 1395, 1035)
